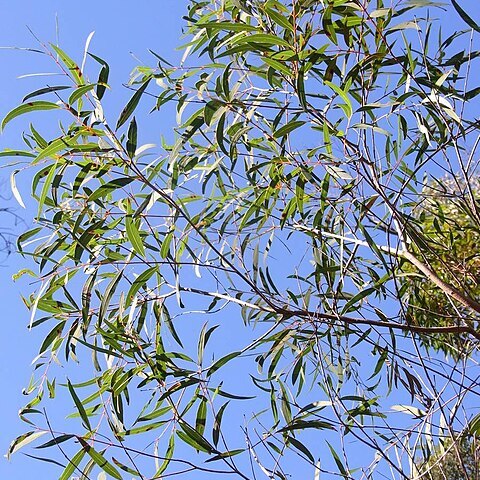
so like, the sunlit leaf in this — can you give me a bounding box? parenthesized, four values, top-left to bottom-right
(2, 101, 60, 130)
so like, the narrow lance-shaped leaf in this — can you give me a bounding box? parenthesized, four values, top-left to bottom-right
(68, 84, 97, 106)
(59, 448, 86, 480)
(22, 85, 71, 102)
(207, 351, 241, 376)
(10, 170, 26, 208)
(2, 101, 61, 130)
(7, 431, 47, 459)
(273, 120, 305, 138)
(33, 133, 81, 164)
(213, 401, 229, 447)
(116, 79, 151, 130)
(195, 396, 208, 436)
(67, 379, 92, 431)
(125, 214, 146, 257)
(126, 116, 138, 158)
(178, 420, 217, 454)
(154, 434, 175, 477)
(232, 33, 291, 48)
(77, 438, 122, 480)
(50, 44, 85, 85)
(450, 0, 480, 33)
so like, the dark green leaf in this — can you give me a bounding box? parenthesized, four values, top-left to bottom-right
(22, 86, 71, 103)
(126, 116, 138, 158)
(78, 438, 122, 480)
(116, 79, 151, 130)
(67, 379, 92, 431)
(450, 0, 480, 33)
(207, 351, 241, 376)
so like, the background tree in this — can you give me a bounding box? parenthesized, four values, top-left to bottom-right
(415, 434, 480, 480)
(402, 177, 480, 357)
(4, 0, 480, 478)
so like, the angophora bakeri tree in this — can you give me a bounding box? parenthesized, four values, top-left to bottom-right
(5, 0, 480, 478)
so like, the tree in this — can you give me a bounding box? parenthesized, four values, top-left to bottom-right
(415, 434, 480, 480)
(401, 177, 480, 357)
(4, 1, 480, 478)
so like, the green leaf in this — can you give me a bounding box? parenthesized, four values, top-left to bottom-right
(161, 303, 183, 347)
(36, 434, 75, 449)
(116, 79, 151, 130)
(34, 133, 81, 164)
(341, 287, 376, 315)
(207, 351, 241, 376)
(37, 162, 58, 217)
(205, 449, 244, 462)
(204, 100, 224, 126)
(125, 420, 167, 435)
(195, 397, 208, 436)
(327, 441, 348, 477)
(38, 320, 66, 354)
(137, 405, 171, 422)
(126, 266, 158, 307)
(264, 7, 294, 32)
(279, 420, 336, 433)
(262, 56, 292, 76)
(2, 101, 61, 130)
(67, 379, 92, 431)
(51, 44, 85, 85)
(7, 431, 47, 459)
(126, 116, 138, 158)
(213, 401, 229, 447)
(233, 33, 291, 48)
(98, 270, 124, 323)
(273, 120, 305, 138)
(0, 149, 35, 158)
(469, 413, 480, 435)
(88, 52, 110, 100)
(22, 86, 71, 103)
(178, 421, 217, 454)
(198, 21, 259, 32)
(78, 438, 122, 480)
(154, 435, 175, 477)
(59, 448, 86, 480)
(450, 0, 480, 33)
(125, 214, 145, 257)
(197, 324, 219, 365)
(68, 84, 96, 105)
(160, 231, 174, 259)
(88, 177, 135, 202)
(288, 436, 315, 463)
(325, 81, 353, 118)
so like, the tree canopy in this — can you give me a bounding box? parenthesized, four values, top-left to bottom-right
(4, 0, 480, 478)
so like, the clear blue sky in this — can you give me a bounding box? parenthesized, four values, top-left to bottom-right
(0, 2, 186, 478)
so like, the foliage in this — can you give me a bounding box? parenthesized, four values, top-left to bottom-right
(415, 435, 480, 480)
(402, 178, 480, 357)
(4, 0, 480, 479)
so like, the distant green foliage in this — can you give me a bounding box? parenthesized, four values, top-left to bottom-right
(402, 179, 480, 357)
(416, 435, 480, 480)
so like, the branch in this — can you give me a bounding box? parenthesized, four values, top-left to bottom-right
(174, 286, 480, 341)
(293, 224, 480, 318)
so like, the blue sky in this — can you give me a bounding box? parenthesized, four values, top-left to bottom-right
(0, 2, 186, 478)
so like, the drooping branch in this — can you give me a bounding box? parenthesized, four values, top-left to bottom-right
(176, 286, 480, 341)
(294, 225, 480, 320)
